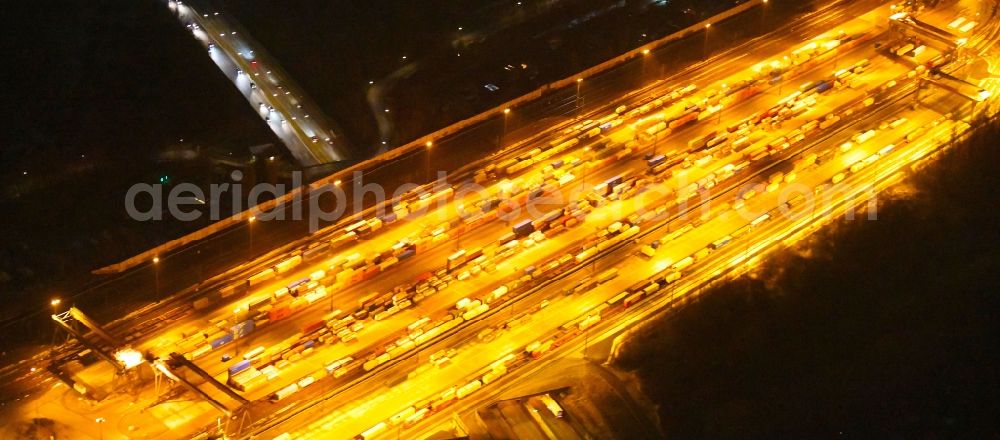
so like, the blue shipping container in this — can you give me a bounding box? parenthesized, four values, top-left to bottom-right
(815, 80, 832, 93)
(398, 248, 416, 260)
(647, 155, 667, 168)
(210, 333, 234, 350)
(380, 212, 398, 224)
(228, 360, 252, 376)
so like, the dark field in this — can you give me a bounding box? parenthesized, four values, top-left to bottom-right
(614, 118, 1000, 438)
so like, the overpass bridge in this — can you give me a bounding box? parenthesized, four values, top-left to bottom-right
(167, 0, 351, 166)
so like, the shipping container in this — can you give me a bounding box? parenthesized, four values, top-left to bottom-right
(302, 243, 330, 261)
(231, 320, 256, 338)
(302, 320, 325, 335)
(268, 306, 292, 322)
(210, 333, 233, 350)
(672, 256, 695, 271)
(243, 346, 266, 361)
(597, 268, 619, 284)
(274, 255, 303, 274)
(247, 269, 276, 287)
(444, 249, 468, 272)
(709, 235, 732, 250)
(512, 219, 535, 237)
(270, 383, 299, 402)
(228, 360, 252, 376)
(623, 292, 646, 307)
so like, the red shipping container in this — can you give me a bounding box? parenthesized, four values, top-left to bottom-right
(302, 320, 325, 335)
(268, 306, 291, 322)
(350, 270, 365, 284)
(363, 265, 381, 280)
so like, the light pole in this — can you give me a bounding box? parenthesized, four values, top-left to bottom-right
(832, 30, 845, 72)
(95, 417, 106, 440)
(152, 257, 161, 297)
(703, 23, 712, 59)
(575, 78, 583, 118)
(501, 108, 511, 148)
(591, 228, 599, 275)
(776, 76, 783, 98)
(248, 216, 256, 259)
(761, 0, 768, 30)
(455, 203, 465, 251)
(425, 141, 433, 182)
(232, 307, 241, 357)
(641, 49, 650, 84)
(50, 298, 62, 357)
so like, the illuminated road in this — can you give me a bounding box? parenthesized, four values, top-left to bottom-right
(5, 0, 998, 439)
(168, 0, 350, 165)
